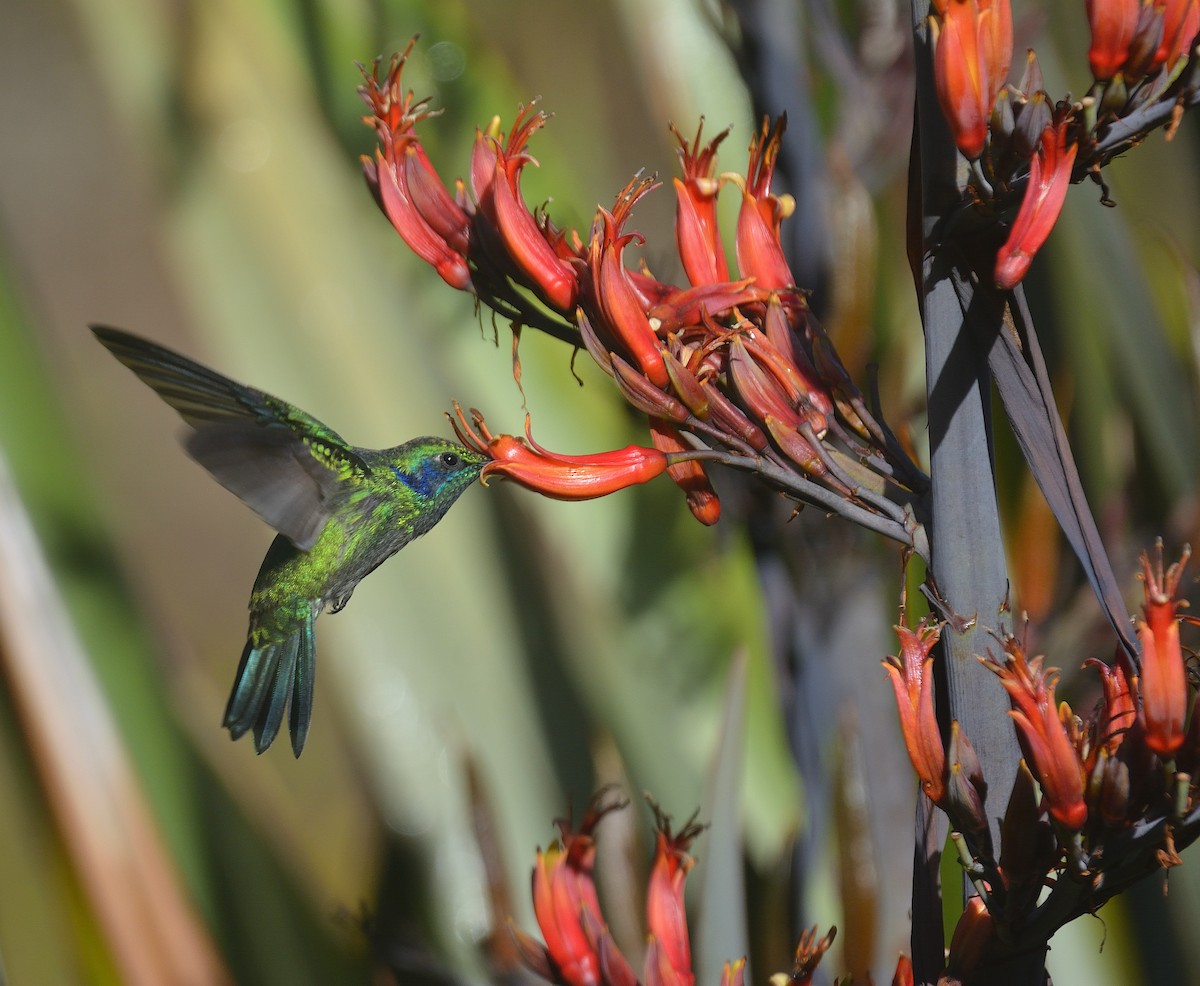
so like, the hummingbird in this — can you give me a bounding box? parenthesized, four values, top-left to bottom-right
(92, 326, 488, 757)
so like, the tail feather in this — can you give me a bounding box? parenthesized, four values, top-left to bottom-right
(288, 621, 316, 757)
(224, 619, 317, 757)
(254, 633, 299, 753)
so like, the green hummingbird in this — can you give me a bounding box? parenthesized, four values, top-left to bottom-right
(92, 326, 488, 757)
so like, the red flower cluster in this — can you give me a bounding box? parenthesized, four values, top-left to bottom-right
(509, 795, 913, 986)
(1086, 0, 1200, 83)
(927, 543, 1197, 839)
(359, 44, 925, 538)
(926, 0, 1199, 288)
(884, 545, 1200, 974)
(510, 797, 743, 986)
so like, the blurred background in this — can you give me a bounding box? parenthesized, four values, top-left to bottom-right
(0, 1, 1198, 984)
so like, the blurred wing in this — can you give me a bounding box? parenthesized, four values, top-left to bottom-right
(92, 325, 369, 550)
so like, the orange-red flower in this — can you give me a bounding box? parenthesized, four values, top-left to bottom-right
(1157, 0, 1200, 75)
(1086, 0, 1141, 81)
(361, 46, 587, 316)
(984, 640, 1088, 830)
(1083, 656, 1137, 758)
(644, 807, 705, 986)
(510, 794, 631, 986)
(730, 117, 796, 291)
(475, 104, 580, 314)
(1125, 0, 1200, 79)
(994, 110, 1078, 289)
(586, 179, 670, 389)
(359, 48, 473, 290)
(450, 404, 671, 500)
(1137, 544, 1191, 757)
(509, 798, 845, 986)
(930, 0, 1013, 159)
(672, 122, 730, 287)
(884, 622, 947, 803)
(366, 40, 921, 539)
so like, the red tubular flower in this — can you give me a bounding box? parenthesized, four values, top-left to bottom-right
(931, 0, 1013, 159)
(365, 149, 472, 290)
(700, 380, 769, 451)
(1157, 0, 1200, 74)
(1086, 0, 1141, 81)
(760, 298, 830, 424)
(1137, 544, 1191, 757)
(731, 117, 796, 291)
(994, 111, 1078, 289)
(359, 51, 473, 290)
(644, 807, 704, 986)
(984, 641, 1088, 830)
(476, 105, 580, 314)
(672, 122, 730, 286)
(1128, 0, 1200, 78)
(526, 842, 603, 986)
(661, 349, 710, 420)
(932, 0, 988, 158)
(586, 180, 670, 389)
(1083, 656, 1136, 757)
(450, 404, 671, 500)
(981, 0, 1014, 96)
(883, 622, 947, 804)
(511, 795, 631, 986)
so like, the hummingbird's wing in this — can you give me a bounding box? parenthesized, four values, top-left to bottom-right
(92, 326, 370, 551)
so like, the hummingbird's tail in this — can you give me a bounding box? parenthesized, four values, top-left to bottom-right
(223, 617, 315, 757)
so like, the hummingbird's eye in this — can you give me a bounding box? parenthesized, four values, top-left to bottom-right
(440, 452, 461, 468)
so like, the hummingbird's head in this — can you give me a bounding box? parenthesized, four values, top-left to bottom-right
(387, 438, 489, 508)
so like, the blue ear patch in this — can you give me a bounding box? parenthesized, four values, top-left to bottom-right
(390, 464, 427, 496)
(391, 459, 449, 499)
